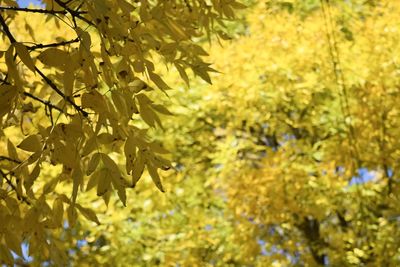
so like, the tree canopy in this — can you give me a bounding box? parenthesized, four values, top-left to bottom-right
(2, 0, 400, 266)
(0, 0, 244, 265)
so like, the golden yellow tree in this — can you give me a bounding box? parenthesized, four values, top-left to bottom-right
(208, 1, 400, 265)
(0, 0, 245, 264)
(57, 1, 400, 266)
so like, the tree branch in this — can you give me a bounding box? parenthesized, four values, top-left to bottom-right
(34, 67, 89, 118)
(1, 13, 88, 118)
(53, 0, 95, 27)
(0, 6, 72, 15)
(0, 169, 31, 205)
(0, 13, 16, 43)
(0, 156, 21, 164)
(23, 91, 74, 116)
(0, 76, 10, 85)
(27, 37, 80, 50)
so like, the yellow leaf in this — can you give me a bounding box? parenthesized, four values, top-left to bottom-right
(0, 85, 17, 118)
(5, 46, 22, 89)
(111, 90, 128, 117)
(230, 1, 247, 9)
(87, 153, 101, 176)
(24, 162, 40, 191)
(192, 64, 213, 84)
(116, 187, 127, 206)
(102, 191, 111, 206)
(148, 142, 170, 154)
(52, 198, 64, 227)
(175, 63, 190, 86)
(0, 243, 13, 265)
(86, 169, 100, 191)
(131, 153, 144, 187)
(17, 134, 41, 152)
(14, 42, 35, 72)
(133, 60, 145, 72)
(97, 133, 115, 144)
(139, 105, 157, 127)
(5, 232, 22, 256)
(149, 72, 170, 92)
(81, 137, 97, 157)
(63, 64, 75, 97)
(150, 103, 173, 115)
(43, 177, 59, 194)
(7, 139, 19, 161)
(152, 155, 172, 171)
(147, 163, 165, 192)
(81, 91, 108, 113)
(76, 27, 92, 50)
(167, 18, 188, 40)
(124, 135, 137, 174)
(117, 0, 135, 13)
(101, 153, 120, 175)
(67, 205, 77, 227)
(76, 204, 100, 225)
(136, 95, 163, 128)
(24, 20, 36, 40)
(37, 48, 69, 68)
(97, 168, 112, 196)
(71, 167, 83, 203)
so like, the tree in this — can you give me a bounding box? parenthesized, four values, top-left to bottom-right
(206, 0, 400, 265)
(61, 0, 400, 266)
(2, 0, 399, 266)
(0, 0, 245, 265)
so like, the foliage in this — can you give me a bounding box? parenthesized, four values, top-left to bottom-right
(63, 0, 400, 266)
(0, 0, 245, 265)
(205, 0, 400, 265)
(2, 0, 400, 266)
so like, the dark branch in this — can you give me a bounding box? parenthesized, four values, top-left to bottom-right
(0, 6, 71, 15)
(53, 0, 95, 27)
(0, 76, 10, 85)
(0, 156, 21, 164)
(34, 67, 89, 118)
(27, 37, 79, 50)
(184, 0, 193, 12)
(0, 169, 31, 205)
(1, 9, 88, 119)
(0, 13, 16, 43)
(23, 91, 73, 116)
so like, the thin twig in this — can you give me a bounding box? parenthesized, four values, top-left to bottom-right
(1, 13, 88, 118)
(53, 0, 95, 27)
(27, 37, 79, 50)
(0, 6, 76, 15)
(0, 169, 31, 205)
(23, 91, 74, 116)
(0, 156, 21, 164)
(0, 76, 10, 85)
(34, 67, 89, 117)
(0, 13, 16, 43)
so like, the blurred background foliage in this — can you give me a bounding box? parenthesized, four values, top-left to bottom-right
(7, 0, 400, 266)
